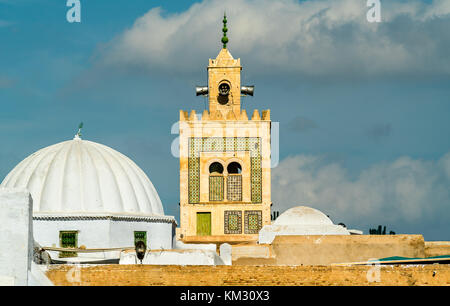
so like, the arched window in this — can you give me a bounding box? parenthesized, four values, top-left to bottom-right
(209, 162, 224, 174)
(227, 162, 242, 174)
(209, 162, 224, 201)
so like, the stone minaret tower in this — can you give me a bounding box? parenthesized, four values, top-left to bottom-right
(178, 15, 272, 243)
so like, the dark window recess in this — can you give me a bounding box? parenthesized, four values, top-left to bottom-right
(59, 231, 78, 258)
(227, 162, 242, 174)
(209, 162, 224, 174)
(134, 231, 147, 247)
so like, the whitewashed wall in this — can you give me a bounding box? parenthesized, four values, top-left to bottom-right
(109, 220, 175, 250)
(0, 188, 33, 285)
(33, 217, 176, 260)
(34, 219, 110, 249)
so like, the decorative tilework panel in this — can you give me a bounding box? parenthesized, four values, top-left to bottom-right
(188, 157, 200, 203)
(250, 157, 262, 203)
(244, 210, 262, 234)
(227, 175, 242, 201)
(188, 137, 262, 204)
(224, 211, 242, 234)
(209, 176, 224, 201)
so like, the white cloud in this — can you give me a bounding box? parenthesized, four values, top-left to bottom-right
(271, 152, 450, 231)
(101, 0, 450, 78)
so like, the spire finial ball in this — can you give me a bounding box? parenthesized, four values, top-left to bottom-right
(221, 13, 229, 48)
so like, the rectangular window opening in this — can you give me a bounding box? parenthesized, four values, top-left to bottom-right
(209, 175, 224, 201)
(59, 231, 78, 258)
(134, 231, 147, 247)
(227, 174, 242, 201)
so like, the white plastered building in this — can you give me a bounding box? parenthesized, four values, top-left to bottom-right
(1, 134, 176, 260)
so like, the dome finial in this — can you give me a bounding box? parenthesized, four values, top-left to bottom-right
(74, 122, 83, 140)
(221, 12, 229, 49)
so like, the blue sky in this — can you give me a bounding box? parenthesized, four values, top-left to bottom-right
(1, 0, 449, 240)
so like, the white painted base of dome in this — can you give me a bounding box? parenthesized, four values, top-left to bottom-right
(33, 215, 176, 260)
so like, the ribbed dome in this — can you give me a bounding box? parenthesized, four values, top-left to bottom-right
(1, 137, 164, 216)
(273, 206, 333, 226)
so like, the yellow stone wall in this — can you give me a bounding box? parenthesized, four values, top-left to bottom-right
(231, 235, 426, 266)
(178, 117, 271, 239)
(425, 241, 450, 257)
(47, 264, 450, 286)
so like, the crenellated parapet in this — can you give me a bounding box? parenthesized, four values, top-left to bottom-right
(179, 109, 270, 121)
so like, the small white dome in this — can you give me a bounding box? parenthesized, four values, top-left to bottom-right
(274, 206, 333, 226)
(1, 137, 164, 216)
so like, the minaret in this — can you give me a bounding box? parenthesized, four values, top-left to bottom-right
(178, 15, 271, 244)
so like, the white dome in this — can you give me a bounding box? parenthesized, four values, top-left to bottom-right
(274, 206, 333, 226)
(1, 137, 164, 216)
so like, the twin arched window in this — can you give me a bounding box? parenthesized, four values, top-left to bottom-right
(209, 161, 242, 202)
(209, 161, 242, 175)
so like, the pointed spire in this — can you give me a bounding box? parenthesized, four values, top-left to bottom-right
(221, 13, 229, 49)
(74, 122, 83, 140)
